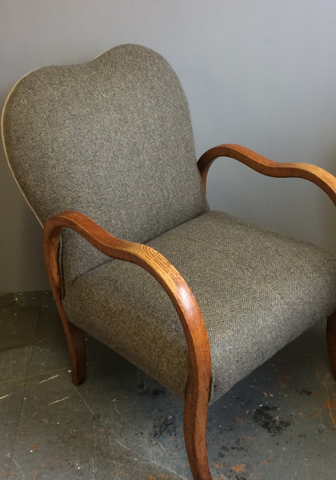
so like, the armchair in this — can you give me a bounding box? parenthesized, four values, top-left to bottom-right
(2, 44, 336, 480)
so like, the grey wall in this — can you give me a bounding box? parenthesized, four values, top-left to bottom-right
(1, 0, 336, 293)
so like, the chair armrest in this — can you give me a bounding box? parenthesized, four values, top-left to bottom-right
(198, 144, 336, 206)
(43, 210, 211, 402)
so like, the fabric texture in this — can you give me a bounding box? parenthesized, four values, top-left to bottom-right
(2, 44, 209, 290)
(63, 211, 336, 403)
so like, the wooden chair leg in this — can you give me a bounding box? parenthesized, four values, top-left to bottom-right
(54, 294, 86, 386)
(43, 230, 87, 386)
(327, 311, 336, 380)
(67, 321, 86, 386)
(183, 384, 211, 480)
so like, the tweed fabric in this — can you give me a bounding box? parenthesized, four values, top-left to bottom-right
(2, 44, 209, 290)
(63, 211, 336, 403)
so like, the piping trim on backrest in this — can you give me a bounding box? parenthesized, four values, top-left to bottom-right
(1, 69, 44, 227)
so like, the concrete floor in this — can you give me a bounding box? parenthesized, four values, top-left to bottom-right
(0, 291, 336, 479)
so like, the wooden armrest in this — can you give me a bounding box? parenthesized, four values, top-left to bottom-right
(198, 144, 336, 207)
(42, 210, 211, 400)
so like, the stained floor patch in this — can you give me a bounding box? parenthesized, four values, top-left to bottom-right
(253, 405, 291, 436)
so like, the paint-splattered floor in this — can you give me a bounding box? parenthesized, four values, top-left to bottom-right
(0, 291, 336, 479)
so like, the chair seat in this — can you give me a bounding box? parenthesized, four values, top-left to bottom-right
(63, 211, 336, 403)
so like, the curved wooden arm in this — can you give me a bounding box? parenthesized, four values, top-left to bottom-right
(198, 144, 336, 206)
(43, 211, 213, 477)
(42, 210, 211, 400)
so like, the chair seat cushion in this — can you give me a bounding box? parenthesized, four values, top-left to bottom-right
(63, 211, 336, 403)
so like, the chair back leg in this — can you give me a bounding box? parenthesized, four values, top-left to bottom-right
(66, 321, 86, 386)
(53, 291, 86, 386)
(327, 311, 336, 379)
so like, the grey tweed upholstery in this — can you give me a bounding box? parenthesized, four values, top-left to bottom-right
(63, 211, 336, 403)
(2, 44, 209, 290)
(3, 44, 336, 405)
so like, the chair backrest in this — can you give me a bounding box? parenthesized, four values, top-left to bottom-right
(2, 44, 209, 290)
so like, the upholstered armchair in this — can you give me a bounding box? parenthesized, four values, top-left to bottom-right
(2, 44, 336, 480)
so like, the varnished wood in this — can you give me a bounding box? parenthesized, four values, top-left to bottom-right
(67, 321, 86, 386)
(198, 144, 336, 207)
(42, 218, 86, 386)
(43, 210, 212, 480)
(184, 374, 211, 480)
(327, 312, 336, 379)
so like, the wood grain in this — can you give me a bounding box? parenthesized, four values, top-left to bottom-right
(43, 210, 212, 480)
(198, 144, 336, 207)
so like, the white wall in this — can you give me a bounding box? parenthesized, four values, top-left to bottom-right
(1, 0, 336, 293)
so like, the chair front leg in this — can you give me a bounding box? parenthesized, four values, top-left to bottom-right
(184, 374, 212, 480)
(327, 311, 336, 379)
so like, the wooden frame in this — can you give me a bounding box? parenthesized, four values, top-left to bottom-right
(43, 144, 336, 480)
(43, 211, 212, 480)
